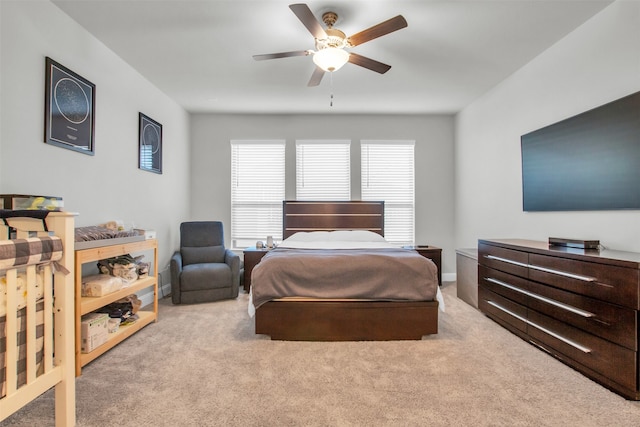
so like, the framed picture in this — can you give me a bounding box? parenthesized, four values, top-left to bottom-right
(44, 57, 95, 155)
(138, 113, 162, 174)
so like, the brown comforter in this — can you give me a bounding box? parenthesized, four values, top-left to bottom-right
(251, 247, 438, 309)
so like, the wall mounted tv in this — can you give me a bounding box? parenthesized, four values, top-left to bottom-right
(521, 90, 640, 212)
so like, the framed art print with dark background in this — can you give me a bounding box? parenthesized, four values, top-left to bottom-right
(138, 113, 162, 174)
(44, 57, 95, 155)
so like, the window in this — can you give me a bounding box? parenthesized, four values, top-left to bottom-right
(361, 141, 415, 246)
(296, 140, 350, 200)
(230, 140, 285, 248)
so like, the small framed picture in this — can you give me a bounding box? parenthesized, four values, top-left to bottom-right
(44, 57, 95, 155)
(138, 113, 162, 174)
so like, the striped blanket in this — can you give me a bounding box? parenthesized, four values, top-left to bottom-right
(0, 236, 62, 270)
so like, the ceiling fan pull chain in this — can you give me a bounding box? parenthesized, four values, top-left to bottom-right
(330, 72, 334, 107)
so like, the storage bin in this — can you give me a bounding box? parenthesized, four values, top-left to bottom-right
(80, 312, 109, 353)
(0, 194, 63, 211)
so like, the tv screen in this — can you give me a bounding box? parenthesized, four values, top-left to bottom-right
(521, 90, 640, 212)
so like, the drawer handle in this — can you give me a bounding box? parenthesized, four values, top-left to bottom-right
(485, 254, 597, 282)
(485, 277, 594, 318)
(485, 254, 528, 268)
(486, 300, 592, 353)
(528, 264, 596, 282)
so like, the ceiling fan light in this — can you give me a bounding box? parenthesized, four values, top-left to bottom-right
(313, 48, 350, 72)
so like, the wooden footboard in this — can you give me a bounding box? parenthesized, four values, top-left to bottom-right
(255, 300, 438, 341)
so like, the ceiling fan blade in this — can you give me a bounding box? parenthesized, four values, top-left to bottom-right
(307, 66, 325, 87)
(347, 15, 408, 47)
(289, 3, 327, 39)
(253, 50, 310, 61)
(348, 53, 392, 74)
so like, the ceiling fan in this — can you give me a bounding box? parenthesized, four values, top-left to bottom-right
(253, 3, 408, 87)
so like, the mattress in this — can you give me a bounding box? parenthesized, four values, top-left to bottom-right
(248, 230, 443, 316)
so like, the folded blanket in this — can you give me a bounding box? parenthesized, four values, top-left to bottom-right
(0, 236, 62, 270)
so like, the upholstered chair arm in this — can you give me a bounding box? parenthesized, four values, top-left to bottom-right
(170, 251, 183, 304)
(224, 249, 241, 294)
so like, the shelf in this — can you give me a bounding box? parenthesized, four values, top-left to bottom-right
(75, 238, 157, 264)
(80, 276, 156, 315)
(74, 238, 158, 376)
(79, 310, 156, 367)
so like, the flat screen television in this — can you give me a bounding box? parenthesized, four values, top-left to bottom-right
(521, 90, 640, 212)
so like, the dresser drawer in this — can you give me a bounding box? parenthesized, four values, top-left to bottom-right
(479, 265, 529, 306)
(528, 310, 637, 392)
(481, 265, 638, 350)
(479, 286, 527, 335)
(478, 242, 528, 278)
(527, 281, 637, 350)
(529, 253, 639, 309)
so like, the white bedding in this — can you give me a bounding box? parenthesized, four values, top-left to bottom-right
(279, 229, 397, 249)
(248, 230, 445, 316)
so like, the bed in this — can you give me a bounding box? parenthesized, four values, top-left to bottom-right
(250, 201, 441, 341)
(0, 211, 75, 426)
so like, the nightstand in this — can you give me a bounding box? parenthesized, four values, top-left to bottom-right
(243, 248, 270, 292)
(407, 245, 442, 286)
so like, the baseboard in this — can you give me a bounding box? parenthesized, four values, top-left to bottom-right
(138, 283, 171, 307)
(158, 283, 172, 299)
(137, 267, 172, 308)
(157, 267, 171, 299)
(443, 272, 456, 283)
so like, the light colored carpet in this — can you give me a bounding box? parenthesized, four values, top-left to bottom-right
(3, 282, 640, 426)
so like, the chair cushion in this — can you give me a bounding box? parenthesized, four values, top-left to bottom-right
(180, 263, 232, 291)
(182, 245, 225, 265)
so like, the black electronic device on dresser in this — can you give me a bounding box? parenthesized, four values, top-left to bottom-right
(477, 238, 640, 400)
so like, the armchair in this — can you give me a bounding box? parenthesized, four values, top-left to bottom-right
(170, 221, 240, 304)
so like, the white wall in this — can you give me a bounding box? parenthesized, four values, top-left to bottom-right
(190, 113, 457, 277)
(455, 1, 640, 253)
(0, 1, 191, 274)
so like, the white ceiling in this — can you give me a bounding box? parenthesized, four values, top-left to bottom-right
(51, 0, 612, 114)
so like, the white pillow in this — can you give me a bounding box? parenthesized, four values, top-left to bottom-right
(283, 230, 385, 244)
(284, 231, 330, 242)
(327, 230, 386, 242)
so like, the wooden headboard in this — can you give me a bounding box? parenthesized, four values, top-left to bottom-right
(282, 201, 384, 239)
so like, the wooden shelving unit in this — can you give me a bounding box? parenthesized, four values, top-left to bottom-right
(74, 238, 158, 376)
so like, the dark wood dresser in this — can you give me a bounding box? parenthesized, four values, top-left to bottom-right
(477, 238, 640, 400)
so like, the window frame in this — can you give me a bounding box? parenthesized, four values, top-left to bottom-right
(230, 140, 286, 248)
(361, 140, 416, 246)
(295, 139, 351, 201)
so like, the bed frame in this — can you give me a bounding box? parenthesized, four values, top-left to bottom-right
(254, 201, 439, 341)
(0, 212, 75, 426)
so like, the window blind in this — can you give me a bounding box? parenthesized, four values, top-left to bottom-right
(230, 140, 285, 248)
(296, 140, 350, 200)
(361, 140, 415, 246)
